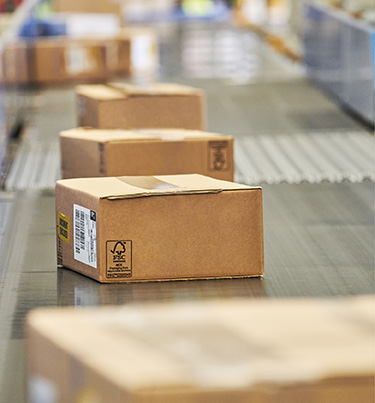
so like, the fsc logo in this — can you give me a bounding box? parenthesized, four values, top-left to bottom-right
(106, 240, 132, 279)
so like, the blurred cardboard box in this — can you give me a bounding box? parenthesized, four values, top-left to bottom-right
(55, 174, 263, 283)
(0, 41, 30, 85)
(76, 82, 206, 130)
(29, 38, 108, 84)
(26, 296, 374, 402)
(23, 26, 157, 84)
(104, 27, 158, 76)
(59, 127, 234, 181)
(121, 27, 158, 76)
(52, 0, 121, 15)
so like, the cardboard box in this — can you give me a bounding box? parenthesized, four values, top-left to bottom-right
(76, 82, 206, 130)
(0, 41, 30, 85)
(104, 27, 158, 77)
(30, 38, 108, 84)
(60, 128, 234, 181)
(55, 174, 263, 283)
(120, 27, 158, 76)
(52, 0, 121, 15)
(26, 296, 375, 402)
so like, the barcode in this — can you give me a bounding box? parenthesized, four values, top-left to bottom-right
(75, 209, 85, 254)
(74, 204, 97, 269)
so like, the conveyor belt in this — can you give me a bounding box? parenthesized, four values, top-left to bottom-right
(235, 130, 374, 184)
(4, 129, 373, 190)
(0, 193, 13, 248)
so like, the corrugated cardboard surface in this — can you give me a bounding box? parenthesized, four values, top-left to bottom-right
(60, 128, 234, 181)
(55, 174, 263, 283)
(76, 83, 206, 130)
(30, 38, 108, 84)
(26, 296, 375, 402)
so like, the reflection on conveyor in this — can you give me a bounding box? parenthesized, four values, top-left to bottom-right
(57, 268, 265, 307)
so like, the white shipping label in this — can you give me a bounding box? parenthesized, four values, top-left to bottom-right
(65, 47, 95, 75)
(74, 204, 97, 269)
(131, 35, 153, 70)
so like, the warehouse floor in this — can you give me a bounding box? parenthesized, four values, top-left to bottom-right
(0, 22, 374, 401)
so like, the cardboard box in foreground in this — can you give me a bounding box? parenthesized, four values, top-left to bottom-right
(55, 174, 263, 283)
(76, 82, 206, 130)
(60, 127, 234, 181)
(26, 296, 375, 402)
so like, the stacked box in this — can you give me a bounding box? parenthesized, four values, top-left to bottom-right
(26, 296, 374, 402)
(59, 127, 234, 181)
(55, 174, 263, 283)
(76, 82, 206, 130)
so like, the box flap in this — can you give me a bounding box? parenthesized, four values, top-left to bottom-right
(76, 84, 124, 100)
(76, 83, 202, 100)
(136, 129, 232, 141)
(56, 174, 256, 200)
(60, 127, 157, 142)
(60, 127, 232, 142)
(109, 82, 203, 97)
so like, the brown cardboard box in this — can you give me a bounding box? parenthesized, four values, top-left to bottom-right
(76, 82, 206, 130)
(26, 296, 375, 402)
(104, 37, 131, 76)
(0, 41, 30, 85)
(52, 0, 121, 15)
(121, 27, 159, 76)
(60, 128, 234, 181)
(55, 174, 263, 283)
(30, 38, 108, 84)
(104, 27, 158, 77)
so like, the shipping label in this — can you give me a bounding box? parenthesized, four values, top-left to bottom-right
(73, 204, 97, 269)
(64, 46, 98, 75)
(58, 212, 70, 243)
(131, 35, 153, 71)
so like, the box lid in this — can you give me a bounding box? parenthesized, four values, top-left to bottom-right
(75, 83, 203, 101)
(76, 84, 125, 100)
(109, 82, 203, 97)
(60, 127, 232, 142)
(56, 174, 255, 200)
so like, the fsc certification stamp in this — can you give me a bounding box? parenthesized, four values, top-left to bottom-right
(106, 240, 132, 279)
